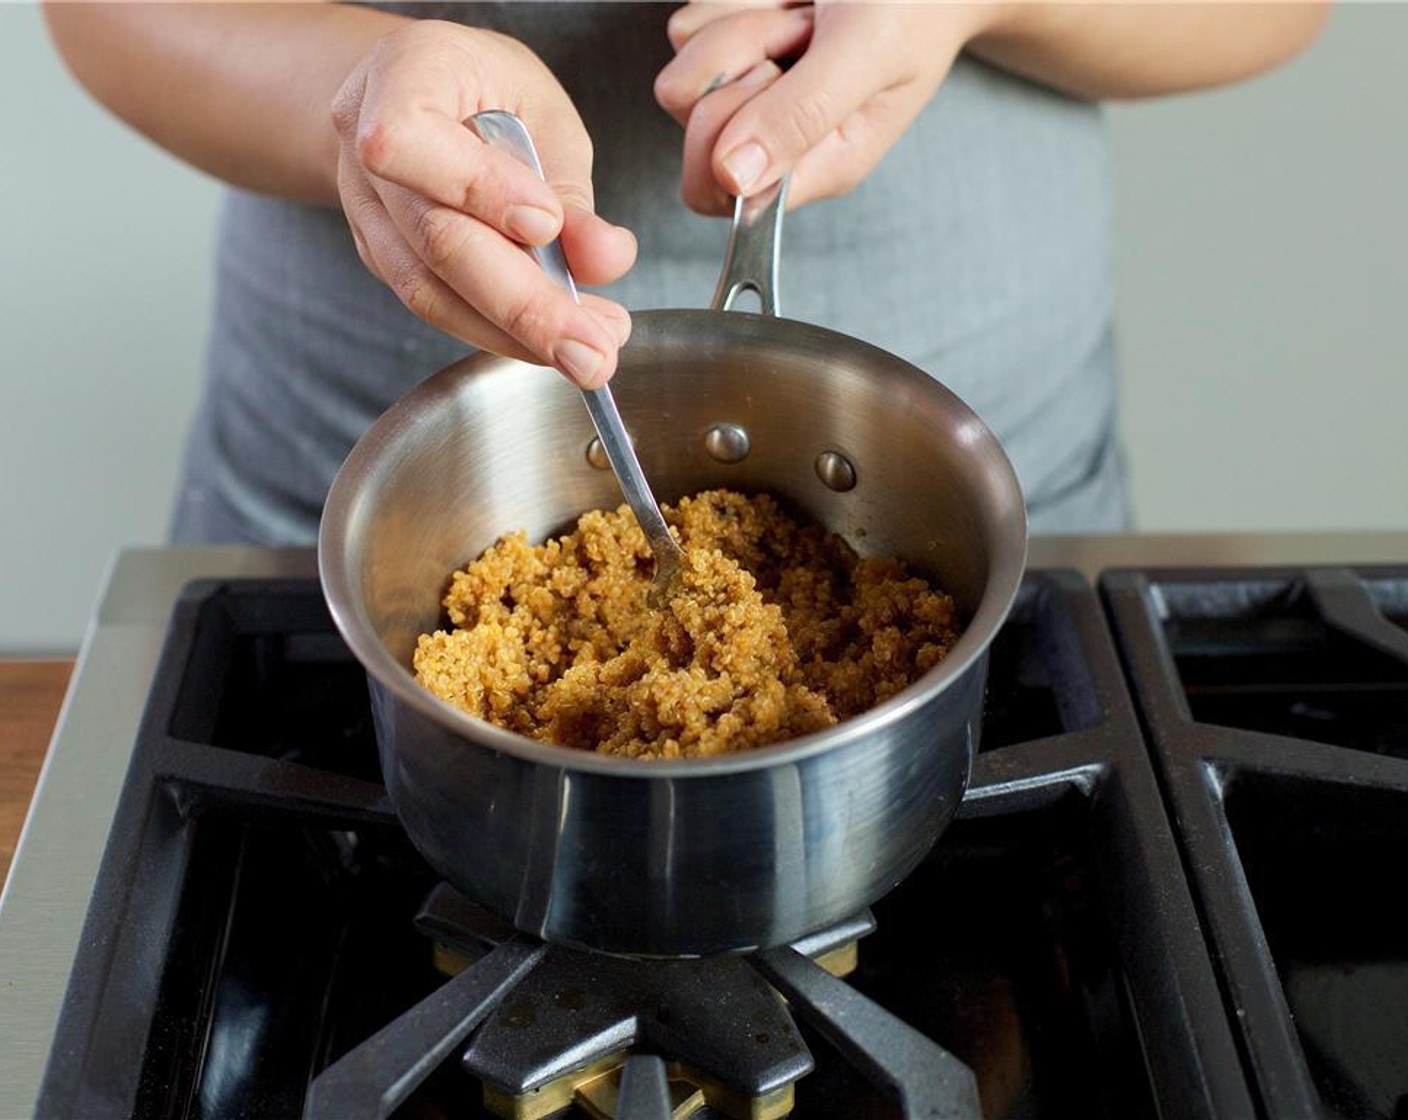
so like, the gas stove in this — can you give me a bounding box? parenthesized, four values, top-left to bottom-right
(1, 536, 1405, 1119)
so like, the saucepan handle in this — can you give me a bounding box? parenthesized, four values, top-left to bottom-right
(710, 177, 789, 316)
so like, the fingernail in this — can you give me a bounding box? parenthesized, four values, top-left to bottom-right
(557, 338, 606, 387)
(505, 204, 559, 244)
(721, 142, 768, 194)
(610, 311, 633, 345)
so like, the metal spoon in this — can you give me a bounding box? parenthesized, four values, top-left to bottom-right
(468, 110, 686, 605)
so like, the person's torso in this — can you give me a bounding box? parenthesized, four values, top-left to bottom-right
(180, 2, 1120, 543)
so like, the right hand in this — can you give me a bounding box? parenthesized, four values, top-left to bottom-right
(332, 20, 637, 388)
(655, 2, 979, 218)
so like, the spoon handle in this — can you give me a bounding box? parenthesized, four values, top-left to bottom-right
(467, 110, 684, 568)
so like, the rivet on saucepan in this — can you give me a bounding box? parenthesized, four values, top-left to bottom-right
(588, 434, 647, 470)
(704, 423, 751, 463)
(815, 450, 857, 492)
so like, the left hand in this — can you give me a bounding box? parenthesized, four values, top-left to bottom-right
(655, 1, 996, 215)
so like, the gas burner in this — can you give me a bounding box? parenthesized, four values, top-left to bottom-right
(305, 885, 979, 1120)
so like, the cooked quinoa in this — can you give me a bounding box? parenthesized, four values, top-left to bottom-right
(413, 489, 961, 759)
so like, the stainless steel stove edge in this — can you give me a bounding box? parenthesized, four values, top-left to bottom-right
(0, 547, 316, 1120)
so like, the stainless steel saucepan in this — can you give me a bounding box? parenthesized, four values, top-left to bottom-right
(319, 177, 1028, 958)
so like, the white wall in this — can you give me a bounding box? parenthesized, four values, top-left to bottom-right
(2, 3, 218, 652)
(2, 3, 1405, 653)
(1108, 4, 1408, 533)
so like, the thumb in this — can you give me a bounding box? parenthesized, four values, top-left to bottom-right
(709, 9, 880, 197)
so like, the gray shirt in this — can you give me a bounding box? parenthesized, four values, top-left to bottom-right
(171, 1, 1128, 545)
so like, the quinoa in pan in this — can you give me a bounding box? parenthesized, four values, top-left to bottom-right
(413, 489, 960, 759)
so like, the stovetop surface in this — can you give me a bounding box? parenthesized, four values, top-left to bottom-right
(4, 539, 1406, 1120)
(1103, 567, 1408, 1120)
(42, 570, 1229, 1120)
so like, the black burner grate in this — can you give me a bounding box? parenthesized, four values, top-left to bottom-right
(304, 890, 981, 1120)
(1104, 565, 1408, 1120)
(35, 572, 1258, 1119)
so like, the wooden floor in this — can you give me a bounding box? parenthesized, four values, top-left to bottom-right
(0, 661, 74, 888)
